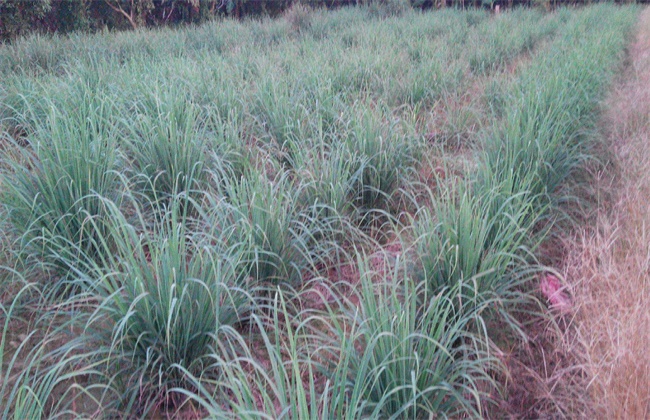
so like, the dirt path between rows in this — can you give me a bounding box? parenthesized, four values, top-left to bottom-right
(566, 6, 650, 418)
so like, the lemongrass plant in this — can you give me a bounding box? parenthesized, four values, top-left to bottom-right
(1, 89, 121, 283)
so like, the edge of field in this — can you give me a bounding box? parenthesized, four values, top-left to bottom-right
(565, 6, 650, 418)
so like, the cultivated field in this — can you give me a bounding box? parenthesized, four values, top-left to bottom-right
(0, 4, 641, 418)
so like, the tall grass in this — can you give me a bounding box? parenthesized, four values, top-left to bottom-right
(1, 86, 120, 283)
(86, 198, 252, 411)
(208, 169, 344, 286)
(0, 276, 111, 418)
(467, 8, 564, 75)
(342, 106, 421, 219)
(294, 142, 363, 219)
(477, 6, 637, 207)
(413, 184, 541, 298)
(413, 4, 637, 299)
(319, 256, 496, 418)
(0, 5, 640, 418)
(406, 11, 638, 414)
(174, 254, 497, 418)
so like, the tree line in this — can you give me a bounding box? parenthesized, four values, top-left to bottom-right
(0, 0, 645, 41)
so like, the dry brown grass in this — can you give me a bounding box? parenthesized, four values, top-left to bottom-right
(566, 6, 650, 418)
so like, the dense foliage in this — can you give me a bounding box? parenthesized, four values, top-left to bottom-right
(1, 0, 645, 41)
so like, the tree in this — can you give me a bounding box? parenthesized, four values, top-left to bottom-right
(47, 0, 90, 33)
(0, 0, 51, 40)
(103, 0, 154, 29)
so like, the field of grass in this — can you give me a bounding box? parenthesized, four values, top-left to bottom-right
(0, 4, 639, 418)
